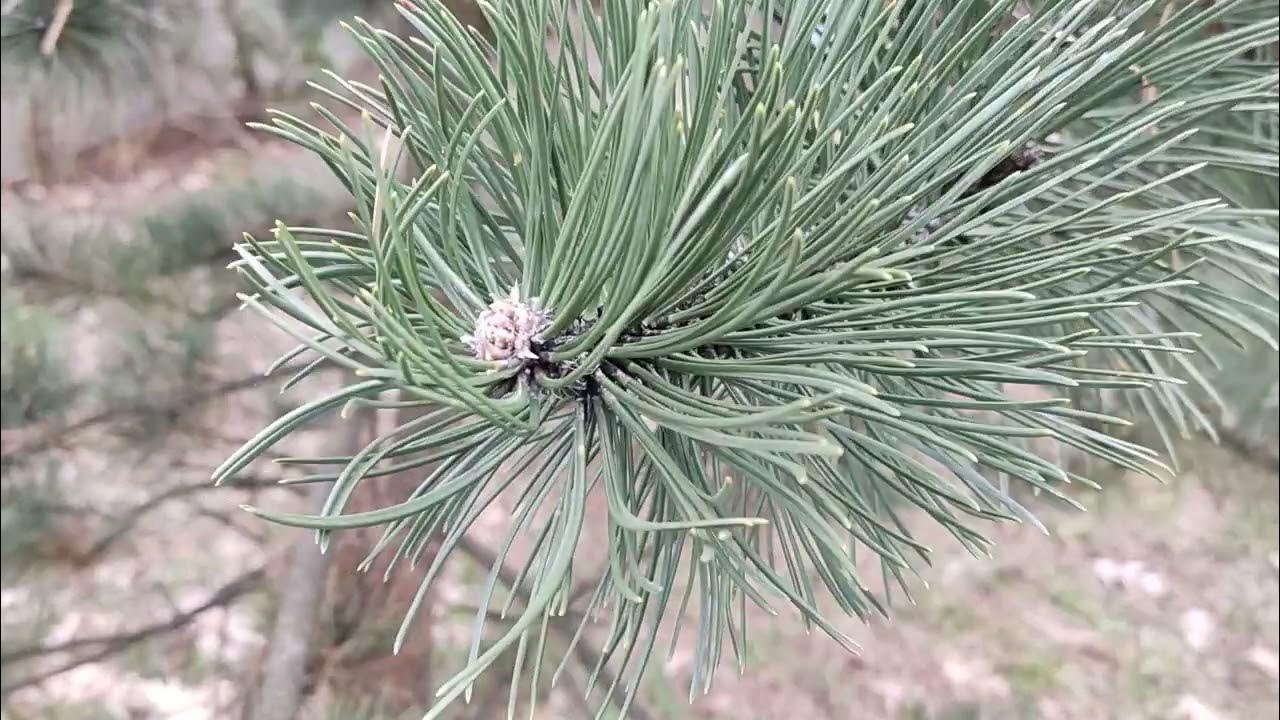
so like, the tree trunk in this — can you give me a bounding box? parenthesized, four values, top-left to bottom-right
(321, 402, 439, 710)
(249, 415, 369, 720)
(248, 484, 329, 720)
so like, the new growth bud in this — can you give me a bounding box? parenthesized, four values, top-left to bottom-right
(462, 287, 551, 365)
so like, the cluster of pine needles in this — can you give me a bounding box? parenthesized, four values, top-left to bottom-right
(215, 1, 1277, 717)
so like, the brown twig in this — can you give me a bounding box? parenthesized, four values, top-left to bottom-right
(74, 474, 288, 563)
(218, 0, 261, 100)
(0, 567, 264, 695)
(246, 488, 331, 720)
(1217, 424, 1280, 470)
(0, 363, 309, 461)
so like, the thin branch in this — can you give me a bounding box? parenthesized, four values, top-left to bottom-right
(79, 474, 288, 562)
(0, 567, 264, 694)
(1218, 425, 1280, 470)
(218, 0, 262, 100)
(193, 505, 269, 545)
(0, 363, 309, 461)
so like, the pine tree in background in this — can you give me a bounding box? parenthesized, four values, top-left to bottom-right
(0, 3, 384, 706)
(217, 0, 1269, 717)
(0, 1, 368, 430)
(1, 0, 183, 181)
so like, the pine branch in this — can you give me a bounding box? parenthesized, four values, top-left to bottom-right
(212, 1, 1280, 717)
(75, 474, 292, 564)
(0, 363, 309, 461)
(0, 566, 264, 696)
(249, 411, 370, 720)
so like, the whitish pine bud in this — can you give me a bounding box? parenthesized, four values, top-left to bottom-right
(461, 287, 550, 365)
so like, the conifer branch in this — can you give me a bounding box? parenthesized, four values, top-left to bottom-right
(214, 2, 1279, 716)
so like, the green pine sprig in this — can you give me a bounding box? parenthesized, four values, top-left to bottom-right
(217, 1, 1278, 717)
